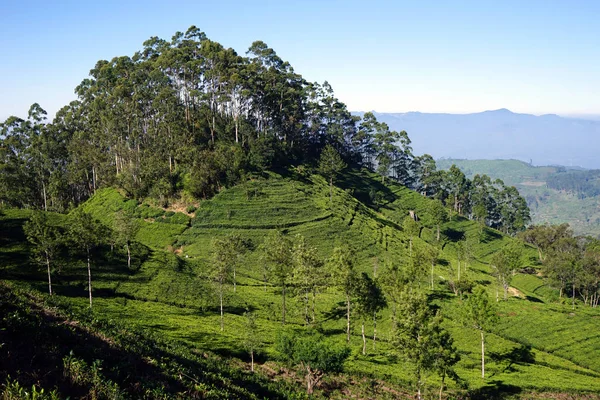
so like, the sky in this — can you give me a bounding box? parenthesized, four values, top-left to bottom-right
(1, 0, 600, 121)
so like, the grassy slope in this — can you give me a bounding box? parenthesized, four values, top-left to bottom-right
(436, 158, 600, 236)
(2, 169, 600, 398)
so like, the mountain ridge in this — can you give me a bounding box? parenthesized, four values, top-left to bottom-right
(352, 109, 600, 168)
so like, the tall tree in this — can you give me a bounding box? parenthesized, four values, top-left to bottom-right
(395, 289, 459, 400)
(355, 272, 387, 354)
(317, 144, 346, 202)
(491, 242, 522, 301)
(243, 310, 261, 372)
(23, 212, 62, 295)
(262, 231, 293, 324)
(292, 235, 324, 324)
(113, 211, 140, 269)
(327, 245, 358, 343)
(461, 286, 498, 379)
(429, 200, 448, 242)
(69, 210, 104, 308)
(211, 236, 240, 331)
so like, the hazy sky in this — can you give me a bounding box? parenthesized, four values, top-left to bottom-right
(1, 0, 599, 120)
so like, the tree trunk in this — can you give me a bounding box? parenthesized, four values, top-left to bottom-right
(45, 252, 52, 296)
(126, 243, 131, 269)
(305, 289, 309, 324)
(573, 285, 576, 310)
(42, 181, 47, 212)
(437, 224, 441, 241)
(250, 350, 254, 372)
(87, 249, 92, 308)
(220, 281, 224, 331)
(306, 368, 314, 395)
(311, 290, 316, 324)
(282, 284, 286, 325)
(373, 311, 377, 350)
(362, 321, 366, 355)
(346, 294, 351, 343)
(431, 262, 435, 290)
(481, 330, 485, 379)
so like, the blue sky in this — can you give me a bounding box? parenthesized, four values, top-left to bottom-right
(1, 0, 599, 120)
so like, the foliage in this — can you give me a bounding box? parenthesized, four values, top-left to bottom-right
(395, 289, 459, 399)
(276, 330, 350, 395)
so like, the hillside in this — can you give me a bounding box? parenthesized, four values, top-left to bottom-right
(2, 168, 600, 399)
(357, 109, 600, 169)
(436, 159, 600, 237)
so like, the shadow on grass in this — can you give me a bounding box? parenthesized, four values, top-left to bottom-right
(0, 283, 294, 399)
(489, 344, 535, 375)
(468, 380, 522, 399)
(525, 295, 544, 303)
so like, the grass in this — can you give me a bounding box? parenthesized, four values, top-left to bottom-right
(2, 168, 600, 398)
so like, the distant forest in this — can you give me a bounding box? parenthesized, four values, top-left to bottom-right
(546, 169, 600, 198)
(0, 26, 529, 235)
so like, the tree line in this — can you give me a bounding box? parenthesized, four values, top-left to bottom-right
(519, 223, 600, 308)
(1, 26, 529, 235)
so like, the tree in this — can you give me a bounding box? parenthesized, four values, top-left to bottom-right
(355, 272, 387, 354)
(429, 200, 448, 242)
(113, 211, 139, 269)
(69, 210, 104, 308)
(262, 231, 293, 324)
(395, 289, 459, 400)
(243, 310, 261, 372)
(380, 260, 410, 327)
(318, 144, 346, 202)
(461, 286, 498, 379)
(211, 236, 240, 331)
(327, 246, 358, 343)
(23, 211, 61, 295)
(276, 331, 349, 395)
(491, 243, 522, 301)
(423, 245, 440, 290)
(292, 235, 324, 324)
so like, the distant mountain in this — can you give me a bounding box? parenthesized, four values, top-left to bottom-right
(354, 109, 600, 169)
(436, 158, 600, 237)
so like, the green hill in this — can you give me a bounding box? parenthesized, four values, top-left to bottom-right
(436, 159, 600, 237)
(2, 168, 600, 399)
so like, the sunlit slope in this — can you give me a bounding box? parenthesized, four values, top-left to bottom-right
(3, 169, 600, 396)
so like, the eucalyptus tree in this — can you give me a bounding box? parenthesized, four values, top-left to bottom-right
(211, 235, 247, 331)
(355, 272, 386, 354)
(262, 230, 293, 324)
(491, 242, 522, 301)
(461, 286, 498, 379)
(114, 211, 140, 269)
(318, 144, 346, 202)
(413, 154, 438, 196)
(428, 200, 448, 242)
(446, 165, 470, 215)
(395, 289, 460, 400)
(292, 235, 324, 324)
(24, 212, 62, 295)
(69, 210, 105, 308)
(327, 245, 358, 342)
